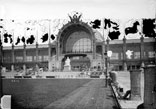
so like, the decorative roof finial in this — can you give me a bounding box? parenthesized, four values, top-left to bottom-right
(68, 11, 82, 23)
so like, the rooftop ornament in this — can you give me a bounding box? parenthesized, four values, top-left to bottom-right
(68, 11, 82, 23)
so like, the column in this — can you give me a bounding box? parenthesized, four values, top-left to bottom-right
(11, 44, 15, 72)
(0, 42, 2, 98)
(93, 40, 96, 59)
(140, 36, 145, 67)
(56, 41, 59, 61)
(155, 38, 156, 64)
(130, 69, 142, 100)
(106, 38, 110, 67)
(123, 37, 127, 71)
(0, 25, 3, 97)
(0, 43, 2, 67)
(144, 65, 156, 109)
(36, 43, 39, 72)
(102, 41, 105, 70)
(56, 41, 60, 71)
(23, 44, 26, 74)
(48, 43, 52, 71)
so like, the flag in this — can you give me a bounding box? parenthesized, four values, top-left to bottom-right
(124, 20, 140, 35)
(90, 19, 101, 29)
(142, 18, 156, 38)
(103, 18, 120, 40)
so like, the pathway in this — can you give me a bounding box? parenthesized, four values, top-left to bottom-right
(44, 79, 118, 109)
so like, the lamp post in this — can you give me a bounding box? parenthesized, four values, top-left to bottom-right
(107, 50, 112, 67)
(105, 50, 112, 87)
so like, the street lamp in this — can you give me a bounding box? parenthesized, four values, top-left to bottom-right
(105, 50, 112, 87)
(107, 50, 112, 57)
(107, 50, 112, 68)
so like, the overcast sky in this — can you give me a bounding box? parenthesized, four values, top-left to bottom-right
(0, 0, 156, 19)
(0, 0, 156, 46)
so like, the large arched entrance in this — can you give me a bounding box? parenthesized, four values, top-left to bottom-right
(56, 13, 96, 71)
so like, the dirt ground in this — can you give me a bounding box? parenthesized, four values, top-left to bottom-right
(44, 79, 118, 109)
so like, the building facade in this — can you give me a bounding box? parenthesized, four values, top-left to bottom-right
(1, 15, 156, 72)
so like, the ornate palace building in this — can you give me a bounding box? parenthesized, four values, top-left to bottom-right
(1, 14, 156, 72)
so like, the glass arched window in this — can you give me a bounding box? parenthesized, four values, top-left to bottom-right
(66, 31, 92, 53)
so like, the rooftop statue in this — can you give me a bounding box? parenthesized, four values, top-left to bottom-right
(68, 11, 82, 23)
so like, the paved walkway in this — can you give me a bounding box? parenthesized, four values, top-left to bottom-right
(44, 79, 118, 109)
(112, 71, 144, 109)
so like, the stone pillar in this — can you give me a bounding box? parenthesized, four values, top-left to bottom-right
(140, 36, 144, 68)
(56, 41, 59, 61)
(155, 38, 156, 64)
(106, 38, 110, 67)
(36, 43, 39, 71)
(48, 43, 52, 71)
(0, 45, 2, 65)
(0, 28, 3, 65)
(0, 66, 2, 97)
(102, 41, 105, 70)
(130, 69, 142, 100)
(0, 33, 3, 97)
(106, 38, 109, 51)
(11, 44, 15, 72)
(0, 45, 2, 97)
(23, 44, 26, 74)
(123, 37, 127, 71)
(144, 65, 156, 109)
(93, 40, 96, 59)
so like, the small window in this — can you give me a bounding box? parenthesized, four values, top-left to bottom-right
(148, 51, 155, 58)
(134, 52, 140, 59)
(15, 56, 23, 62)
(119, 66, 123, 71)
(26, 56, 32, 62)
(136, 65, 140, 69)
(43, 55, 48, 61)
(110, 53, 119, 60)
(132, 65, 135, 70)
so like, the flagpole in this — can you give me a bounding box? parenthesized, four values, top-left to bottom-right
(102, 18, 105, 71)
(11, 20, 15, 72)
(48, 19, 52, 71)
(105, 24, 110, 87)
(35, 20, 39, 73)
(23, 21, 27, 75)
(102, 18, 108, 87)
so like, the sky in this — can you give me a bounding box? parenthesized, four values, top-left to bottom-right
(0, 0, 156, 46)
(0, 0, 156, 19)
